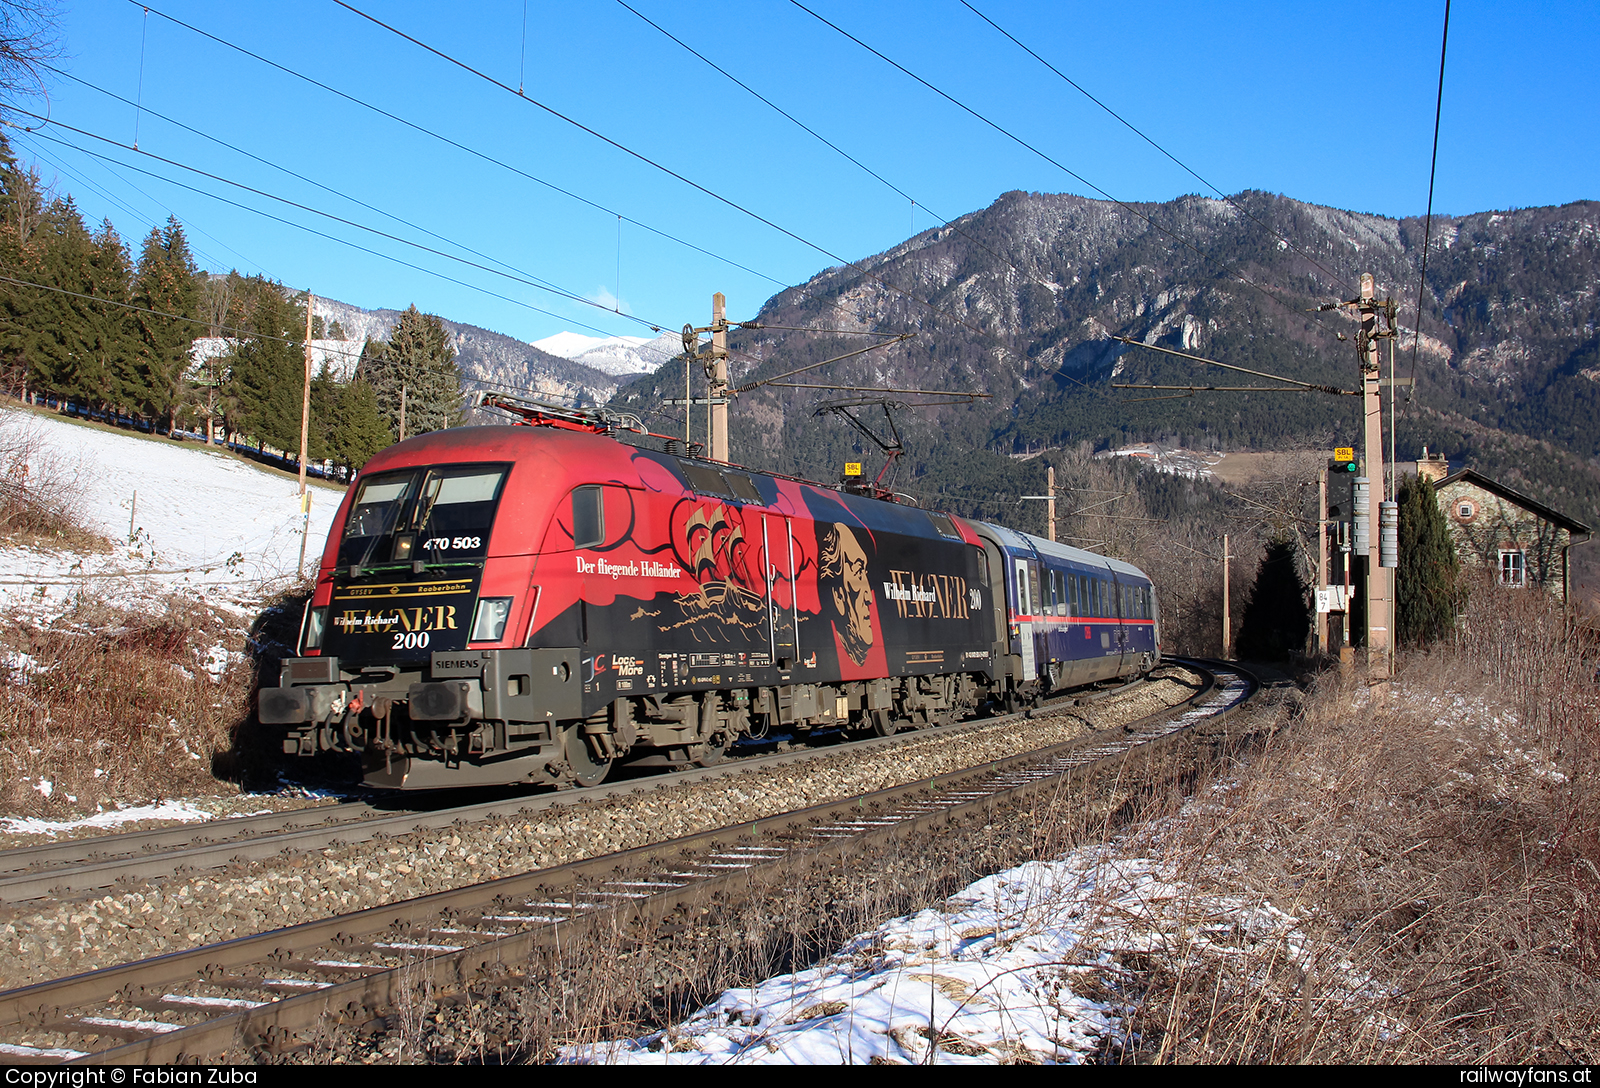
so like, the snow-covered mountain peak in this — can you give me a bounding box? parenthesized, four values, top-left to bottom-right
(530, 330, 680, 377)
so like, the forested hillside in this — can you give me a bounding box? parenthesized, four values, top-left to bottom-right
(613, 190, 1600, 539)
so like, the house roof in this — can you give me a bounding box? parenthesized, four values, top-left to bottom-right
(1433, 469, 1593, 537)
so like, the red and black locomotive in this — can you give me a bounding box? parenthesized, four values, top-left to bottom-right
(259, 399, 1159, 789)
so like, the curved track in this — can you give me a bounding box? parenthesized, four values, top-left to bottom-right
(0, 659, 1255, 1065)
(0, 669, 1159, 904)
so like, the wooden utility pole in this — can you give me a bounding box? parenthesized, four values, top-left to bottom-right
(1046, 464, 1057, 542)
(297, 292, 314, 495)
(1222, 533, 1232, 659)
(708, 292, 730, 463)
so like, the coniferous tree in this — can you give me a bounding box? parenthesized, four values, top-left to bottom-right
(364, 305, 464, 438)
(132, 217, 200, 428)
(1234, 537, 1310, 661)
(31, 203, 137, 410)
(329, 377, 394, 471)
(225, 282, 306, 454)
(1396, 474, 1461, 646)
(0, 131, 46, 396)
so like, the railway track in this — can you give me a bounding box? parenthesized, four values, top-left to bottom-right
(0, 671, 1154, 905)
(0, 658, 1256, 1065)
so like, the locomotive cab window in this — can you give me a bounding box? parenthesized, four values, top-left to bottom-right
(339, 464, 507, 570)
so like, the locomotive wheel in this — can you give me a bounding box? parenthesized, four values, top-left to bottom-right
(562, 725, 612, 788)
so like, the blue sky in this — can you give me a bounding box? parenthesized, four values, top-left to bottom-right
(17, 0, 1597, 345)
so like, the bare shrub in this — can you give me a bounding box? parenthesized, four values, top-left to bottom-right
(0, 408, 109, 551)
(0, 590, 253, 815)
(1090, 605, 1600, 1062)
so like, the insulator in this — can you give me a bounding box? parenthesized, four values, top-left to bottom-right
(1353, 477, 1370, 557)
(1379, 500, 1399, 568)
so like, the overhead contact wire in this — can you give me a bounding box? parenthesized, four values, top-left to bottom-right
(129, 1, 786, 290)
(18, 116, 671, 337)
(1407, 0, 1451, 397)
(789, 0, 1345, 340)
(330, 0, 1024, 355)
(960, 0, 1352, 292)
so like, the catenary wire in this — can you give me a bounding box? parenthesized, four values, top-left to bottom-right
(12, 130, 260, 276)
(959, 0, 1353, 293)
(330, 0, 1042, 358)
(1406, 0, 1451, 397)
(18, 110, 677, 335)
(45, 65, 583, 296)
(16, 122, 656, 342)
(787, 0, 1347, 341)
(114, 3, 935, 365)
(130, 1, 787, 292)
(613, 0, 1041, 295)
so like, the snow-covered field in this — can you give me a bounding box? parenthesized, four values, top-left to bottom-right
(0, 408, 341, 624)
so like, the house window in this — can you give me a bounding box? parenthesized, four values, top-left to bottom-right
(1499, 549, 1526, 588)
(1456, 500, 1477, 521)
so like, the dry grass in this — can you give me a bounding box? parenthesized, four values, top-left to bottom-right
(1082, 584, 1600, 1063)
(0, 410, 111, 552)
(0, 592, 256, 816)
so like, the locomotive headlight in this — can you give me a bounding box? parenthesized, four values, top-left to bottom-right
(300, 606, 328, 653)
(393, 533, 416, 561)
(470, 597, 513, 642)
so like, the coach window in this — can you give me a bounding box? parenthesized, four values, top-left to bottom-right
(573, 486, 604, 548)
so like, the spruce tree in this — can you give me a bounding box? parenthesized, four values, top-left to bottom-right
(1235, 537, 1311, 661)
(225, 282, 306, 454)
(364, 305, 464, 438)
(330, 377, 394, 471)
(1396, 474, 1461, 646)
(30, 202, 137, 411)
(132, 217, 200, 429)
(0, 131, 46, 397)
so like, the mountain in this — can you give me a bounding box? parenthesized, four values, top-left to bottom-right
(309, 297, 622, 405)
(610, 189, 1600, 541)
(531, 330, 681, 377)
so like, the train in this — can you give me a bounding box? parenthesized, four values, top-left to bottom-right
(258, 399, 1160, 790)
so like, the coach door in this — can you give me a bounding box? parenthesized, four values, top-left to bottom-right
(1015, 558, 1038, 681)
(1112, 575, 1134, 671)
(765, 516, 797, 666)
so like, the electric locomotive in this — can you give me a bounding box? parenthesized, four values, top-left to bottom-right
(258, 401, 1158, 789)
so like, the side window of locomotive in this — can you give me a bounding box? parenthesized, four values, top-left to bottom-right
(415, 467, 506, 560)
(572, 486, 604, 548)
(338, 472, 417, 567)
